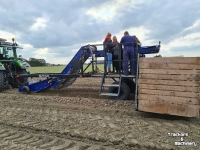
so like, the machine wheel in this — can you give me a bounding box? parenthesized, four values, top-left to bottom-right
(22, 86, 30, 94)
(108, 82, 130, 100)
(123, 78, 135, 93)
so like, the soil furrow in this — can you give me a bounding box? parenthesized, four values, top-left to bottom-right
(0, 77, 199, 149)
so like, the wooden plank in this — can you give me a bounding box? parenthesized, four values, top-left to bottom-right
(139, 74, 197, 81)
(140, 84, 199, 93)
(139, 94, 199, 105)
(139, 89, 198, 98)
(140, 57, 200, 64)
(196, 75, 200, 95)
(139, 79, 198, 86)
(140, 62, 200, 70)
(139, 69, 198, 75)
(138, 100, 199, 117)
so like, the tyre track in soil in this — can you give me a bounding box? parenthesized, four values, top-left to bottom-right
(0, 125, 117, 150)
(0, 93, 200, 150)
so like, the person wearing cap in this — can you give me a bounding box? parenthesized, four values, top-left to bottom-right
(120, 31, 137, 76)
(103, 32, 115, 73)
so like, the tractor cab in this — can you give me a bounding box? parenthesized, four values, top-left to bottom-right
(0, 38, 17, 61)
(0, 46, 15, 60)
(0, 38, 28, 69)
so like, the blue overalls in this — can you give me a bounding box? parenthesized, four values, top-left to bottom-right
(120, 34, 136, 75)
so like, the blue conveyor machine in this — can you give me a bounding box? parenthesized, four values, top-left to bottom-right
(18, 42, 161, 93)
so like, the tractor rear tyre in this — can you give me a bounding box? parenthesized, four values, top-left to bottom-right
(0, 71, 6, 90)
(108, 82, 130, 100)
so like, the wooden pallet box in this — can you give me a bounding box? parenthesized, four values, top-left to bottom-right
(138, 57, 200, 117)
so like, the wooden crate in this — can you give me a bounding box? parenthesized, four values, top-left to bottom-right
(138, 57, 200, 117)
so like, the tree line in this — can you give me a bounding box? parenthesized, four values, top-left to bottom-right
(28, 60, 45, 67)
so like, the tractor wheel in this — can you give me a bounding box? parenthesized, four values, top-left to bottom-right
(22, 86, 30, 94)
(108, 82, 130, 100)
(0, 71, 6, 90)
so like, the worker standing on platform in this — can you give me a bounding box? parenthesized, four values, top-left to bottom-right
(120, 31, 136, 76)
(112, 35, 122, 73)
(103, 32, 114, 73)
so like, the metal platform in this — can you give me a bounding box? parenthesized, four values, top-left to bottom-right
(91, 74, 135, 78)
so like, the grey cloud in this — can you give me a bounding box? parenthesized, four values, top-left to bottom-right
(115, 0, 200, 44)
(1, 0, 200, 61)
(0, 0, 109, 47)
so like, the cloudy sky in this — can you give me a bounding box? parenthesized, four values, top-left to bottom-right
(0, 0, 200, 64)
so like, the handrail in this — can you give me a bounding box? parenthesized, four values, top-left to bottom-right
(88, 42, 140, 47)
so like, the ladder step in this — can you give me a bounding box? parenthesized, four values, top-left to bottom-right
(105, 75, 120, 78)
(100, 93, 118, 96)
(103, 84, 119, 87)
(121, 75, 135, 78)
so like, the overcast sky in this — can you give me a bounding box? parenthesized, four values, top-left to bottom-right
(0, 0, 200, 64)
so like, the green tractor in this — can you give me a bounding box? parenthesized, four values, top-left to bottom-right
(0, 38, 29, 90)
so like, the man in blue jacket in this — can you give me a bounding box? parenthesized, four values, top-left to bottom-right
(120, 31, 137, 76)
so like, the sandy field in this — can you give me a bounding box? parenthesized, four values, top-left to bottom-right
(0, 77, 199, 150)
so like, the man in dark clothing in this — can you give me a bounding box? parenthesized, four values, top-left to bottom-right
(120, 31, 136, 76)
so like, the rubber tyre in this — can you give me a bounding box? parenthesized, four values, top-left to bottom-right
(122, 78, 135, 93)
(0, 71, 6, 89)
(22, 86, 30, 94)
(108, 82, 130, 100)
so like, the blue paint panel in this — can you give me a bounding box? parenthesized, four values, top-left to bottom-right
(27, 78, 53, 92)
(94, 45, 160, 57)
(18, 78, 53, 93)
(95, 50, 104, 57)
(51, 46, 92, 89)
(18, 86, 22, 92)
(140, 45, 160, 54)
